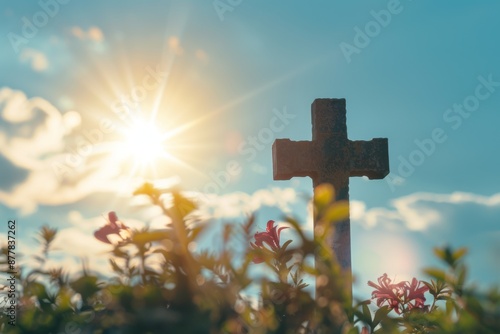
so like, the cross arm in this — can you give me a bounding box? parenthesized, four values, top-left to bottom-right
(349, 138, 389, 179)
(272, 139, 317, 180)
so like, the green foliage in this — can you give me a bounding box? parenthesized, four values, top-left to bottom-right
(357, 245, 500, 334)
(0, 183, 498, 333)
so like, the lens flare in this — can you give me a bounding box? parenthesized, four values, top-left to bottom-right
(123, 119, 167, 164)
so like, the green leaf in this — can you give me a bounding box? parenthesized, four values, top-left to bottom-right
(435, 246, 465, 268)
(25, 281, 48, 300)
(424, 268, 446, 281)
(132, 229, 168, 246)
(38, 225, 58, 245)
(456, 266, 467, 288)
(433, 247, 446, 261)
(172, 191, 197, 217)
(445, 299, 455, 316)
(453, 247, 467, 262)
(323, 201, 350, 223)
(222, 224, 232, 244)
(280, 240, 293, 253)
(281, 252, 293, 264)
(33, 255, 46, 263)
(109, 258, 123, 274)
(314, 183, 335, 208)
(112, 246, 129, 258)
(362, 303, 372, 326)
(133, 182, 161, 198)
(302, 265, 318, 276)
(437, 295, 451, 301)
(242, 215, 255, 235)
(373, 306, 391, 328)
(70, 276, 100, 301)
(129, 265, 139, 276)
(423, 281, 436, 296)
(290, 269, 298, 285)
(346, 328, 359, 334)
(297, 283, 309, 290)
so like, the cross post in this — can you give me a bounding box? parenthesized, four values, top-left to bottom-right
(272, 98, 389, 284)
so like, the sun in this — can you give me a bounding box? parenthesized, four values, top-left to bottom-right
(124, 119, 167, 163)
(115, 117, 172, 171)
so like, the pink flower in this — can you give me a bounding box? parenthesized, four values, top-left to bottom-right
(94, 211, 129, 244)
(251, 220, 288, 263)
(404, 278, 429, 311)
(368, 273, 405, 314)
(368, 274, 429, 314)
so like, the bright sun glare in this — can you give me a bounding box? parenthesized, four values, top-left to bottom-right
(115, 118, 172, 174)
(124, 120, 166, 163)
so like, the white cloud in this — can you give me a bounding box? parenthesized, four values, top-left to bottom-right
(392, 194, 443, 231)
(363, 207, 402, 230)
(19, 48, 49, 72)
(53, 227, 110, 257)
(23, 212, 157, 275)
(353, 191, 500, 231)
(0, 88, 135, 214)
(0, 88, 36, 123)
(194, 187, 299, 219)
(350, 200, 366, 221)
(0, 226, 109, 279)
(66, 210, 147, 233)
(0, 88, 81, 166)
(0, 88, 302, 217)
(351, 191, 500, 295)
(409, 191, 500, 206)
(49, 210, 185, 275)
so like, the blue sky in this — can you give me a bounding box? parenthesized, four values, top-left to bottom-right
(0, 1, 499, 301)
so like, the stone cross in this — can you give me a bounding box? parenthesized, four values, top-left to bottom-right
(272, 98, 389, 274)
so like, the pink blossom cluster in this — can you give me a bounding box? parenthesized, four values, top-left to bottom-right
(94, 211, 130, 244)
(250, 220, 288, 263)
(368, 273, 429, 314)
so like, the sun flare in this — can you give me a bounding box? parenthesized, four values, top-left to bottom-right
(115, 118, 172, 172)
(124, 120, 166, 163)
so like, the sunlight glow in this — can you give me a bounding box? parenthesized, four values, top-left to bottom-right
(114, 117, 173, 175)
(123, 119, 167, 164)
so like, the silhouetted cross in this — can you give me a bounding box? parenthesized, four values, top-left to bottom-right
(272, 98, 389, 273)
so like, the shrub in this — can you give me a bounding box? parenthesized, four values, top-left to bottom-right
(0, 183, 498, 333)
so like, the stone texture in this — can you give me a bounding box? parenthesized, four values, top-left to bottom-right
(272, 98, 389, 272)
